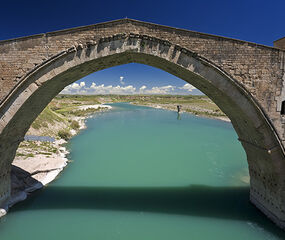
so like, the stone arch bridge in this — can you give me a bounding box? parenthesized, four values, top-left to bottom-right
(1, 19, 285, 228)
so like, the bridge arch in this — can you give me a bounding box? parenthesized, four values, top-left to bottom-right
(0, 34, 285, 228)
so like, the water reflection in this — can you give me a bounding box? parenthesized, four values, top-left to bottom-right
(177, 112, 181, 120)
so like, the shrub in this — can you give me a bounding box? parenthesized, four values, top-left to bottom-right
(70, 120, 80, 130)
(58, 129, 72, 141)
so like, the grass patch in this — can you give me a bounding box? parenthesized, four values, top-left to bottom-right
(32, 106, 65, 129)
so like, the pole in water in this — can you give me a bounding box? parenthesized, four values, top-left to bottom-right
(177, 105, 181, 113)
(177, 105, 182, 120)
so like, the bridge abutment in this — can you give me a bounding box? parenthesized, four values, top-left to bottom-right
(0, 168, 11, 215)
(244, 141, 285, 229)
(250, 193, 285, 229)
(0, 137, 22, 213)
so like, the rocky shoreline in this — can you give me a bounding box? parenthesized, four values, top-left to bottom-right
(0, 104, 112, 218)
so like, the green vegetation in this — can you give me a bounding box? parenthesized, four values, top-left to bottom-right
(31, 106, 64, 130)
(70, 120, 80, 130)
(27, 94, 104, 138)
(16, 141, 58, 159)
(58, 129, 72, 141)
(26, 153, 35, 158)
(17, 95, 107, 159)
(56, 94, 101, 103)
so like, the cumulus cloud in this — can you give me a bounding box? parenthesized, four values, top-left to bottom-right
(61, 81, 87, 94)
(61, 81, 198, 95)
(63, 81, 86, 91)
(179, 83, 196, 92)
(71, 83, 80, 89)
(139, 85, 147, 91)
(88, 83, 136, 95)
(140, 85, 175, 94)
(120, 76, 125, 85)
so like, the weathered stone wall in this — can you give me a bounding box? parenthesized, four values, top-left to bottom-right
(274, 37, 285, 50)
(0, 19, 285, 145)
(1, 19, 285, 229)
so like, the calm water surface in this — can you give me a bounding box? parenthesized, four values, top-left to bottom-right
(1, 103, 285, 239)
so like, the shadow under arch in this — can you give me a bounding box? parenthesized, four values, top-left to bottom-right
(8, 184, 285, 238)
(1, 33, 285, 227)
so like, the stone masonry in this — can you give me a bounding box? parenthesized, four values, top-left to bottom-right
(1, 19, 285, 229)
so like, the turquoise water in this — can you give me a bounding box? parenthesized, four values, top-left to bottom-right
(1, 102, 285, 239)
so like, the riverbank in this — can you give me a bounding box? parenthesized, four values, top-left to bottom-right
(131, 102, 231, 122)
(1, 94, 228, 217)
(9, 139, 69, 209)
(0, 103, 112, 217)
(92, 94, 230, 122)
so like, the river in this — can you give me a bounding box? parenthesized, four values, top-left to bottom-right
(1, 102, 285, 239)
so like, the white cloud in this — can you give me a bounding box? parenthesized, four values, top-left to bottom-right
(179, 83, 196, 92)
(140, 85, 175, 94)
(71, 83, 80, 89)
(120, 76, 125, 85)
(64, 82, 86, 90)
(61, 82, 199, 95)
(139, 85, 147, 91)
(89, 83, 136, 95)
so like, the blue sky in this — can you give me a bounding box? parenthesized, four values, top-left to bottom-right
(61, 64, 200, 95)
(1, 0, 284, 95)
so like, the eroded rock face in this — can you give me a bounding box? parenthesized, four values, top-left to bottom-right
(0, 19, 285, 228)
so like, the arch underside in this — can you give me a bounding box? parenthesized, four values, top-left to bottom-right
(1, 35, 285, 228)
